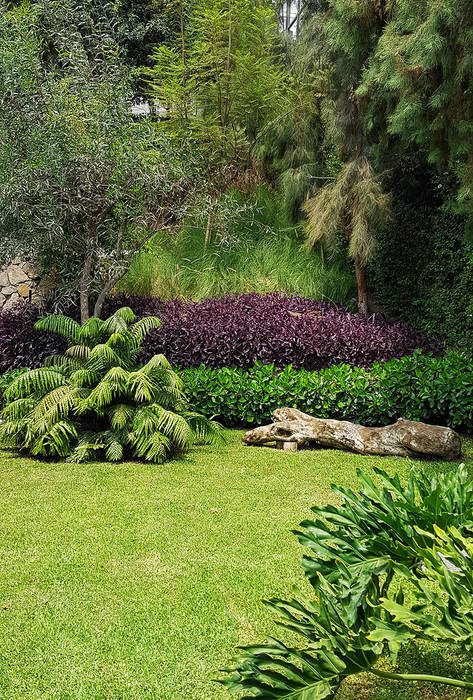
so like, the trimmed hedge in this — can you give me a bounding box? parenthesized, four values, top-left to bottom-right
(104, 293, 439, 371)
(3, 352, 472, 431)
(180, 351, 473, 431)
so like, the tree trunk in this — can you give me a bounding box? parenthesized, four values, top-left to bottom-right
(79, 253, 93, 324)
(93, 276, 118, 319)
(355, 257, 368, 315)
(243, 408, 462, 460)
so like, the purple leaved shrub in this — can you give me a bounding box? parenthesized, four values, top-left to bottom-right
(0, 303, 67, 374)
(104, 293, 440, 370)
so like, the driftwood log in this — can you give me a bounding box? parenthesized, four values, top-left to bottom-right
(242, 408, 462, 460)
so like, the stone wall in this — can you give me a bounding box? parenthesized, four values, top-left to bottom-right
(0, 259, 43, 311)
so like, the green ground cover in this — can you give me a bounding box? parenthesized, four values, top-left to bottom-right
(0, 431, 472, 700)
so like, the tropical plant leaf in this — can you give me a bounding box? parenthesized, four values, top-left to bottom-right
(34, 315, 81, 344)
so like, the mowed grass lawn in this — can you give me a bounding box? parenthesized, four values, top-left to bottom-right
(0, 431, 472, 700)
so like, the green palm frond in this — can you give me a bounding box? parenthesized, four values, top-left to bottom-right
(148, 405, 192, 449)
(44, 355, 83, 372)
(129, 316, 161, 349)
(130, 430, 171, 462)
(108, 403, 136, 431)
(31, 385, 86, 432)
(146, 388, 182, 411)
(34, 315, 81, 344)
(0, 418, 29, 444)
(110, 307, 136, 324)
(77, 367, 129, 414)
(102, 309, 134, 336)
(29, 420, 78, 457)
(181, 411, 224, 445)
(86, 344, 123, 372)
(78, 317, 105, 344)
(69, 368, 101, 387)
(127, 370, 158, 403)
(66, 344, 91, 362)
(132, 406, 160, 434)
(5, 368, 69, 402)
(1, 398, 36, 420)
(105, 434, 124, 462)
(107, 332, 132, 352)
(152, 365, 184, 392)
(142, 353, 172, 372)
(68, 432, 103, 463)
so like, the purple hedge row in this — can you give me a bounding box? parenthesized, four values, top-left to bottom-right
(0, 294, 440, 374)
(0, 305, 67, 374)
(104, 293, 440, 370)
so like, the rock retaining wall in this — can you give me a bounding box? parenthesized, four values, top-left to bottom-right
(0, 260, 44, 311)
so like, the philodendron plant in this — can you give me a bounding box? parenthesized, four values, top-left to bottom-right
(220, 464, 473, 698)
(0, 307, 222, 462)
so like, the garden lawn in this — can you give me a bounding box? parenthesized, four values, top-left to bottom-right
(0, 432, 472, 700)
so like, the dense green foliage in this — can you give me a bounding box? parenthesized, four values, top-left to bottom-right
(0, 2, 205, 322)
(0, 307, 221, 462)
(181, 351, 473, 430)
(369, 163, 473, 351)
(146, 0, 286, 176)
(221, 463, 473, 697)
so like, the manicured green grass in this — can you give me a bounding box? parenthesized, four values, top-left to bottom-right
(0, 432, 472, 699)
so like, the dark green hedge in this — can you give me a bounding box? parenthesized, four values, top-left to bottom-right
(3, 353, 472, 433)
(181, 351, 473, 431)
(369, 161, 473, 352)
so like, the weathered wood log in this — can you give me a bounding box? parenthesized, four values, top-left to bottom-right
(242, 408, 462, 460)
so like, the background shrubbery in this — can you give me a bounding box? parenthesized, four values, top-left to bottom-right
(370, 161, 473, 352)
(118, 188, 355, 302)
(181, 351, 473, 430)
(0, 306, 67, 374)
(1, 295, 438, 375)
(105, 293, 439, 371)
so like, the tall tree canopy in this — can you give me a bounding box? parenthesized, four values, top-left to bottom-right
(0, 1, 204, 322)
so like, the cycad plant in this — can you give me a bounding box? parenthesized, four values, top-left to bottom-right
(0, 307, 222, 462)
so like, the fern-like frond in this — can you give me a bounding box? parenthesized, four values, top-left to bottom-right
(110, 307, 136, 324)
(0, 418, 29, 446)
(181, 411, 225, 446)
(4, 368, 69, 402)
(69, 369, 101, 387)
(44, 355, 83, 372)
(132, 406, 160, 434)
(108, 403, 136, 431)
(147, 405, 192, 449)
(77, 366, 129, 414)
(66, 344, 91, 362)
(68, 432, 102, 463)
(31, 385, 86, 432)
(86, 344, 123, 372)
(78, 317, 105, 345)
(142, 353, 172, 372)
(34, 315, 81, 344)
(102, 309, 134, 337)
(30, 420, 78, 457)
(127, 371, 158, 403)
(129, 316, 161, 349)
(105, 435, 124, 462)
(130, 430, 170, 462)
(107, 332, 132, 352)
(1, 398, 36, 420)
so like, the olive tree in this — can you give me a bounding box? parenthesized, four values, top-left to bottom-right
(0, 2, 203, 322)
